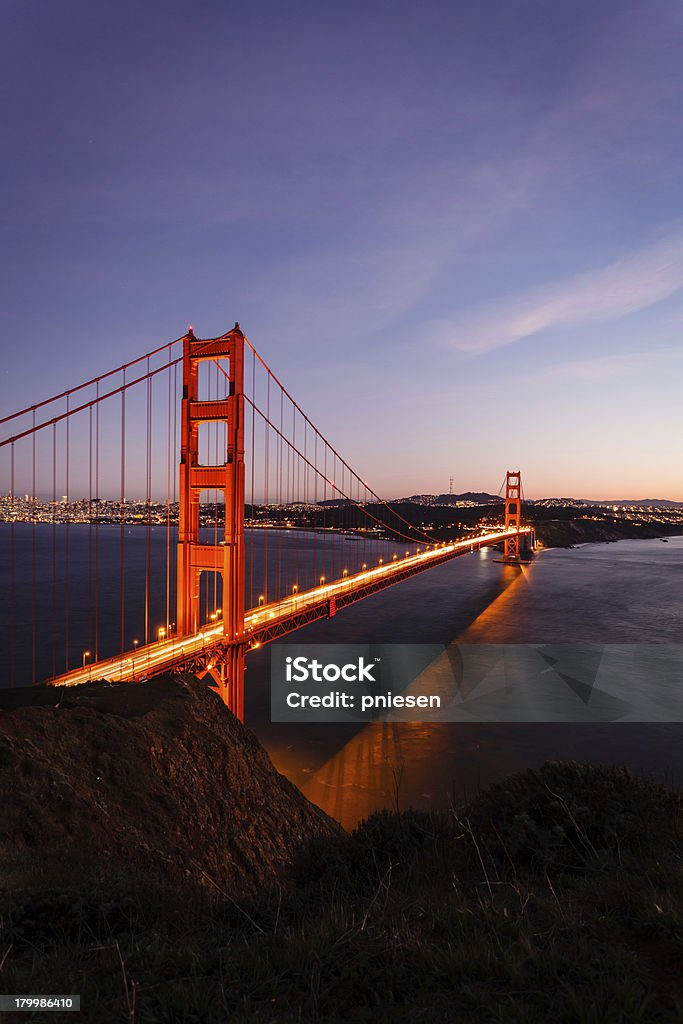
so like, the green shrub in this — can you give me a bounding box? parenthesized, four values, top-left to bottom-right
(463, 760, 682, 874)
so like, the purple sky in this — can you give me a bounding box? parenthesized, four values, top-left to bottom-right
(2, 0, 683, 500)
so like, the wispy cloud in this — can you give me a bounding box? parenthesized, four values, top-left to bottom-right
(248, 151, 551, 345)
(533, 346, 683, 383)
(430, 224, 683, 354)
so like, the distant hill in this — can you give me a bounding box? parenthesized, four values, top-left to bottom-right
(318, 493, 682, 509)
(401, 492, 503, 505)
(398, 494, 683, 509)
(577, 498, 683, 508)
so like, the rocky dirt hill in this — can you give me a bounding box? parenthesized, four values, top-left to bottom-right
(0, 675, 341, 894)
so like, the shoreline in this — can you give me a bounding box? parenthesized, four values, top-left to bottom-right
(533, 520, 683, 550)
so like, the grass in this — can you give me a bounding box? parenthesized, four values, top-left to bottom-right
(1, 761, 682, 1023)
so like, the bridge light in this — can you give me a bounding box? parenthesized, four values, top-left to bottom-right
(158, 626, 166, 640)
(82, 650, 91, 669)
(343, 569, 348, 577)
(379, 558, 383, 565)
(393, 554, 397, 560)
(258, 594, 265, 606)
(320, 575, 325, 586)
(133, 639, 139, 647)
(362, 563, 367, 570)
(292, 584, 298, 594)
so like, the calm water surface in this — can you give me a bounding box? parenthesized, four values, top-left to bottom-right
(246, 536, 683, 826)
(2, 525, 682, 827)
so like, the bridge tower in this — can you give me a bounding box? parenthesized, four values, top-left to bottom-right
(177, 324, 245, 718)
(503, 470, 531, 563)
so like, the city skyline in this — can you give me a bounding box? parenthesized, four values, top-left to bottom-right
(2, 2, 683, 500)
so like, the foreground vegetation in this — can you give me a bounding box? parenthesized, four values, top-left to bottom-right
(2, 761, 682, 1023)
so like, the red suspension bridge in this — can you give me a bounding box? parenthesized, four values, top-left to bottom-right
(0, 325, 534, 719)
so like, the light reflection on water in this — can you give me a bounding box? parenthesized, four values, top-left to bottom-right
(2, 524, 682, 829)
(247, 537, 683, 828)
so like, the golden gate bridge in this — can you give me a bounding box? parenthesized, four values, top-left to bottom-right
(0, 324, 534, 719)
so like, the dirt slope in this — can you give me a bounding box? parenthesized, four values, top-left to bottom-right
(0, 675, 341, 893)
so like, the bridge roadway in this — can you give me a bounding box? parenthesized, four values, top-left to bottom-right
(47, 528, 533, 690)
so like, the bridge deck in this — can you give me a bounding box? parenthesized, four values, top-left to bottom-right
(46, 528, 533, 689)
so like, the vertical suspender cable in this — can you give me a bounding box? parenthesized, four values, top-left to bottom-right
(51, 422, 57, 678)
(303, 420, 308, 586)
(64, 394, 70, 670)
(264, 374, 270, 603)
(284, 396, 289, 594)
(277, 389, 283, 606)
(88, 404, 93, 662)
(333, 453, 338, 582)
(313, 432, 318, 589)
(145, 358, 152, 645)
(120, 368, 126, 653)
(291, 400, 296, 593)
(31, 411, 36, 683)
(323, 444, 328, 577)
(95, 381, 100, 661)
(9, 444, 15, 686)
(339, 461, 344, 578)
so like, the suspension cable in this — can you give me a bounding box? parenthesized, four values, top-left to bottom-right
(0, 334, 186, 428)
(212, 355, 435, 546)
